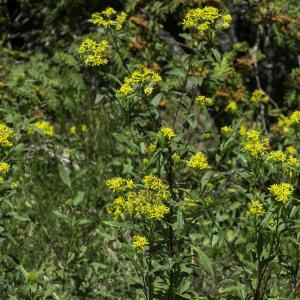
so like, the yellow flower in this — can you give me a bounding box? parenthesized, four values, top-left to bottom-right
(0, 123, 15, 148)
(91, 8, 127, 30)
(28, 121, 54, 137)
(144, 86, 153, 95)
(118, 83, 133, 96)
(277, 114, 291, 133)
(143, 158, 149, 165)
(239, 125, 247, 137)
(181, 196, 198, 212)
(159, 127, 176, 140)
(147, 203, 169, 219)
(221, 126, 232, 135)
(69, 124, 88, 135)
(10, 181, 19, 189)
(197, 22, 210, 32)
(183, 7, 220, 33)
(145, 143, 156, 154)
(250, 89, 269, 104)
(267, 150, 286, 163)
(81, 124, 88, 132)
(106, 177, 136, 192)
(195, 95, 213, 106)
(172, 153, 181, 163)
(245, 129, 260, 141)
(246, 199, 265, 217)
(286, 146, 297, 155)
(243, 139, 269, 157)
(287, 156, 298, 166)
(117, 65, 161, 98)
(132, 235, 148, 253)
(70, 126, 77, 135)
(187, 151, 209, 170)
(183, 7, 231, 33)
(0, 162, 10, 174)
(143, 175, 170, 200)
(24, 271, 38, 282)
(109, 196, 126, 219)
(225, 100, 237, 112)
(242, 129, 269, 158)
(268, 183, 294, 203)
(289, 111, 300, 126)
(79, 38, 109, 66)
(108, 175, 170, 220)
(115, 12, 127, 30)
(222, 14, 232, 29)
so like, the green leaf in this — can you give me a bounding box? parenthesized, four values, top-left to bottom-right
(185, 114, 197, 129)
(58, 164, 71, 188)
(211, 48, 222, 64)
(95, 93, 104, 104)
(73, 191, 84, 206)
(192, 245, 214, 277)
(151, 93, 162, 107)
(7, 211, 29, 222)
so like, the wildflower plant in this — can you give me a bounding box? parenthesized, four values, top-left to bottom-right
(78, 3, 300, 299)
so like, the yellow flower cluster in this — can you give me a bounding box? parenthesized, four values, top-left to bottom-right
(225, 100, 237, 112)
(267, 150, 286, 163)
(0, 123, 15, 148)
(286, 146, 297, 155)
(79, 38, 109, 66)
(250, 89, 269, 104)
(239, 125, 247, 137)
(277, 111, 300, 133)
(289, 111, 300, 126)
(108, 175, 171, 220)
(221, 126, 232, 135)
(195, 95, 213, 106)
(181, 196, 198, 212)
(91, 7, 127, 30)
(24, 271, 38, 282)
(69, 124, 88, 135)
(268, 183, 294, 203)
(222, 14, 232, 29)
(143, 175, 171, 200)
(159, 127, 176, 140)
(0, 162, 10, 174)
(28, 121, 54, 137)
(117, 65, 161, 97)
(183, 7, 232, 33)
(106, 177, 135, 192)
(145, 143, 156, 154)
(277, 114, 291, 133)
(246, 199, 265, 217)
(10, 181, 19, 189)
(132, 235, 148, 253)
(266, 149, 298, 166)
(187, 151, 209, 170)
(287, 156, 298, 166)
(172, 153, 181, 163)
(242, 129, 269, 158)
